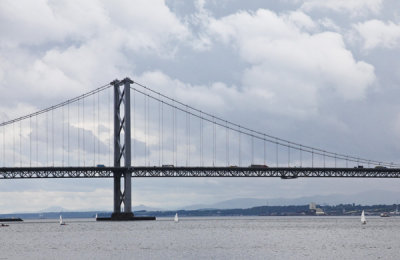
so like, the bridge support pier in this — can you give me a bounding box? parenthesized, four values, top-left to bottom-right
(110, 78, 135, 220)
(110, 170, 135, 220)
(107, 77, 155, 221)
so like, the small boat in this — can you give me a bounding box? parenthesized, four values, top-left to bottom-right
(361, 210, 366, 224)
(59, 215, 66, 225)
(174, 213, 179, 223)
(1, 223, 9, 227)
(380, 212, 390, 217)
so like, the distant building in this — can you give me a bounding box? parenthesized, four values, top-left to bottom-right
(309, 202, 325, 215)
(315, 208, 325, 215)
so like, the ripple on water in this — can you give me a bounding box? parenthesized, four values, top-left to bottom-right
(0, 216, 399, 259)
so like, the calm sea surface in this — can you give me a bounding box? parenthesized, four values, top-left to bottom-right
(0, 216, 399, 259)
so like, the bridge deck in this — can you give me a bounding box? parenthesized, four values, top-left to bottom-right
(0, 167, 399, 179)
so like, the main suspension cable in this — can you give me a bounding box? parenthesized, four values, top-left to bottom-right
(132, 81, 396, 167)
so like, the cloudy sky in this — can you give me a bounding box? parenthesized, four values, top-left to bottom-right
(1, 0, 400, 213)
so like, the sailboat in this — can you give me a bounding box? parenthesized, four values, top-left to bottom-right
(361, 210, 366, 225)
(174, 213, 179, 223)
(59, 215, 66, 225)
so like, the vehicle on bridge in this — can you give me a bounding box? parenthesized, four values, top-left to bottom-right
(249, 164, 268, 168)
(280, 175, 298, 180)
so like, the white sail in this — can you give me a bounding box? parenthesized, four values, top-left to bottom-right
(60, 215, 65, 225)
(174, 213, 179, 222)
(361, 210, 366, 224)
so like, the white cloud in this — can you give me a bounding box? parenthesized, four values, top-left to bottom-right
(207, 9, 375, 116)
(353, 19, 400, 50)
(318, 18, 340, 32)
(301, 0, 383, 16)
(101, 0, 190, 55)
(0, 0, 191, 108)
(0, 0, 107, 46)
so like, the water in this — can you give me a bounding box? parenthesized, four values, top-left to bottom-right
(0, 216, 399, 259)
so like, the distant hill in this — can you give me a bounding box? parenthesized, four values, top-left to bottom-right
(132, 205, 162, 211)
(39, 206, 69, 213)
(34, 205, 160, 214)
(180, 190, 400, 210)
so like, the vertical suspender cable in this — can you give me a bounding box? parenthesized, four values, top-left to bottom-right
(83, 97, 85, 166)
(335, 154, 337, 168)
(30, 116, 32, 167)
(132, 89, 135, 166)
(311, 149, 314, 168)
(97, 91, 100, 164)
(46, 113, 48, 166)
(275, 138, 278, 167)
(251, 135, 254, 165)
(186, 106, 188, 166)
(62, 106, 64, 166)
(93, 94, 96, 166)
(2, 126, 5, 166)
(144, 95, 147, 166)
(78, 98, 80, 166)
(226, 121, 229, 166)
(158, 96, 161, 166)
(0, 127, 2, 166)
(212, 116, 216, 166)
(29, 116, 32, 167)
(19, 120, 21, 166)
(263, 135, 266, 166)
(201, 112, 203, 166)
(238, 125, 241, 167)
(200, 111, 203, 166)
(300, 145, 302, 168)
(186, 106, 189, 166)
(161, 99, 163, 166)
(173, 102, 177, 166)
(188, 105, 190, 166)
(68, 102, 70, 166)
(147, 94, 150, 166)
(171, 101, 174, 165)
(172, 101, 175, 165)
(13, 122, 15, 166)
(36, 115, 38, 166)
(287, 143, 290, 167)
(52, 108, 54, 166)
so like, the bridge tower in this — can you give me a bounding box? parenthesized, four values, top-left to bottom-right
(111, 77, 133, 220)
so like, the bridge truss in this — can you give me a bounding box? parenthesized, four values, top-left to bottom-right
(1, 167, 399, 179)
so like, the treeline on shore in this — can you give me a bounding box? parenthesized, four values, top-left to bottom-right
(134, 204, 398, 217)
(1, 204, 398, 219)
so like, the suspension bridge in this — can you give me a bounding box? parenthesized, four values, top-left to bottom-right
(0, 77, 399, 220)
